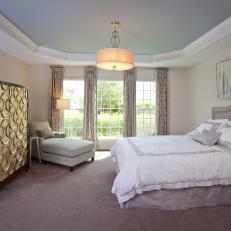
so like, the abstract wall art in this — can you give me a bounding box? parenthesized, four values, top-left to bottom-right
(217, 59, 231, 99)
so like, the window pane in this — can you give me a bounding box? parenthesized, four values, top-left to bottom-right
(97, 80, 124, 138)
(136, 81, 156, 136)
(143, 82, 151, 90)
(136, 82, 143, 91)
(63, 80, 84, 137)
(143, 90, 151, 100)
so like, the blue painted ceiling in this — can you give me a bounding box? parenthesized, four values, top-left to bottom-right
(0, 0, 231, 55)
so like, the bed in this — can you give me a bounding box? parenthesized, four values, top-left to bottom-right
(111, 105, 231, 210)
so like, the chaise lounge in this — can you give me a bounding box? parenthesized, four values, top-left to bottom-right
(29, 121, 95, 171)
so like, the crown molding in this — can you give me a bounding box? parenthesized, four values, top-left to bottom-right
(183, 16, 231, 56)
(0, 14, 231, 66)
(152, 50, 184, 62)
(0, 14, 37, 51)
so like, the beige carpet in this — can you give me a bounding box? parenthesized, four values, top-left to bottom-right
(0, 152, 231, 231)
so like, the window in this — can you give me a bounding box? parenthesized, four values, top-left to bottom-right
(136, 81, 156, 136)
(63, 79, 84, 137)
(63, 78, 156, 139)
(97, 80, 124, 138)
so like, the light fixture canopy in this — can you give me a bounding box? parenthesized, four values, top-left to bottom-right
(96, 21, 134, 71)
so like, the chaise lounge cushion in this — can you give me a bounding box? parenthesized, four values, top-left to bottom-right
(41, 138, 95, 158)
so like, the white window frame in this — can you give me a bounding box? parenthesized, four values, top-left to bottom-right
(63, 68, 157, 150)
(63, 78, 84, 138)
(97, 79, 124, 139)
(136, 80, 156, 136)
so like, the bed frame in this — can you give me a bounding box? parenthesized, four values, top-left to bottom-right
(121, 105, 231, 210)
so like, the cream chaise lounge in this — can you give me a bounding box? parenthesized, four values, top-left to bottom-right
(29, 121, 95, 171)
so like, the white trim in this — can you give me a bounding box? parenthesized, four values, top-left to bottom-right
(0, 14, 37, 51)
(0, 15, 231, 66)
(184, 17, 231, 56)
(96, 138, 118, 150)
(98, 69, 124, 81)
(137, 68, 156, 81)
(64, 66, 85, 78)
(64, 77, 84, 80)
(151, 50, 184, 62)
(37, 46, 67, 59)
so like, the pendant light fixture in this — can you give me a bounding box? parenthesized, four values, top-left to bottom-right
(96, 21, 134, 71)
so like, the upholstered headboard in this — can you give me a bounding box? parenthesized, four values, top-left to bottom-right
(212, 105, 231, 120)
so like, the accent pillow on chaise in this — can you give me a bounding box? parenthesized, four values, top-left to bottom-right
(36, 129, 55, 139)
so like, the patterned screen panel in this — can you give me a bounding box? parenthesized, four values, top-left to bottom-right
(0, 83, 28, 182)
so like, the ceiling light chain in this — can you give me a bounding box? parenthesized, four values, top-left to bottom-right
(110, 21, 120, 48)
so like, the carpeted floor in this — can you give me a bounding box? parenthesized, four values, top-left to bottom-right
(0, 152, 231, 231)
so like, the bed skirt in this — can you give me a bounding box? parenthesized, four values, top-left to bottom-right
(120, 185, 231, 210)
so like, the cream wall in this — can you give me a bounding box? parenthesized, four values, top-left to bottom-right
(0, 52, 190, 136)
(186, 48, 231, 131)
(0, 50, 32, 115)
(0, 50, 31, 87)
(2, 46, 231, 138)
(29, 65, 51, 121)
(168, 68, 189, 134)
(0, 51, 49, 121)
(29, 66, 188, 135)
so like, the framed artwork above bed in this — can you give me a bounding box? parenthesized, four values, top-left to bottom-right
(216, 59, 231, 99)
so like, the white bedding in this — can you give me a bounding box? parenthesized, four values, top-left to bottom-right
(111, 135, 231, 204)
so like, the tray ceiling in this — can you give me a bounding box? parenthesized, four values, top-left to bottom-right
(1, 0, 231, 55)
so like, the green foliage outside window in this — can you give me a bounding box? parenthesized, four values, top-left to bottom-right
(64, 80, 156, 138)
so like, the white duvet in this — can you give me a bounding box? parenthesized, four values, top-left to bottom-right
(111, 135, 231, 204)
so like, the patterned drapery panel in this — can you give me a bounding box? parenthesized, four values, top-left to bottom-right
(124, 68, 137, 137)
(156, 68, 168, 135)
(50, 66, 64, 132)
(83, 66, 97, 142)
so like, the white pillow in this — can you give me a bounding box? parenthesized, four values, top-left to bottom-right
(218, 125, 231, 149)
(214, 122, 231, 134)
(223, 122, 231, 127)
(191, 128, 220, 146)
(206, 119, 229, 132)
(188, 121, 220, 136)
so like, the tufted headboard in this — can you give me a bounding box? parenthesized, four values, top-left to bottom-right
(212, 105, 231, 120)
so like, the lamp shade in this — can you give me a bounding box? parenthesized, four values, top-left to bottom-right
(56, 99, 71, 110)
(96, 48, 134, 71)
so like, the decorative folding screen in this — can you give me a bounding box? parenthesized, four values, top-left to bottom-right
(0, 81, 28, 183)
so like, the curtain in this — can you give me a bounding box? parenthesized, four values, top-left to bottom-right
(83, 66, 97, 142)
(155, 68, 168, 135)
(50, 66, 64, 132)
(124, 68, 137, 137)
